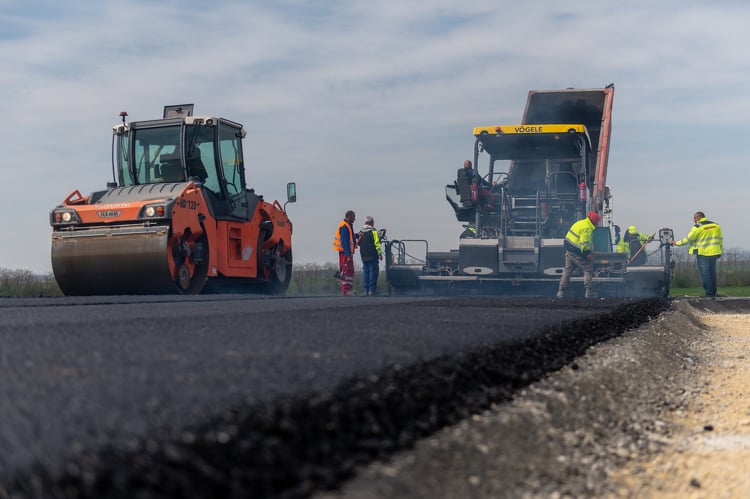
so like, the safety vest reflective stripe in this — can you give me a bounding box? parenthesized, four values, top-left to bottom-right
(565, 218, 594, 253)
(333, 221, 354, 253)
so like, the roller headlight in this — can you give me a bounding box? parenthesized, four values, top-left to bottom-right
(50, 209, 81, 226)
(139, 202, 172, 219)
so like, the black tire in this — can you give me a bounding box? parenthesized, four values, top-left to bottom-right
(176, 234, 209, 294)
(265, 245, 292, 295)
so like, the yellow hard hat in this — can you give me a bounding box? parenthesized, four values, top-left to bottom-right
(628, 225, 637, 233)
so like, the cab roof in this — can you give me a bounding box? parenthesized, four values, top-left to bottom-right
(113, 115, 245, 137)
(473, 124, 591, 160)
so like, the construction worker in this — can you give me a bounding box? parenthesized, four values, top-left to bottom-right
(333, 210, 357, 296)
(617, 225, 650, 266)
(557, 211, 601, 298)
(460, 225, 477, 238)
(358, 216, 383, 296)
(672, 211, 723, 298)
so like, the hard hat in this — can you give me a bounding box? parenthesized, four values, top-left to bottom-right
(588, 211, 601, 225)
(628, 225, 637, 233)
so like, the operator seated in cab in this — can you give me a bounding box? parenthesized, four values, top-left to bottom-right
(158, 157, 185, 182)
(186, 147, 208, 182)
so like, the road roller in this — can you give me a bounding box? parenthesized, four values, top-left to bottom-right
(50, 104, 296, 295)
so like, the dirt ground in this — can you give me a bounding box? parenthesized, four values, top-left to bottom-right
(611, 311, 750, 498)
(317, 298, 750, 498)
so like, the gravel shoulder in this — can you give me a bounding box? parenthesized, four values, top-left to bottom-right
(611, 307, 750, 497)
(318, 298, 750, 498)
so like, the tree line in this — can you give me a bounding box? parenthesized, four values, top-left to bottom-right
(2, 248, 749, 297)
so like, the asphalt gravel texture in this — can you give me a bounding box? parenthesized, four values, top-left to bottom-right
(318, 297, 750, 498)
(0, 295, 669, 498)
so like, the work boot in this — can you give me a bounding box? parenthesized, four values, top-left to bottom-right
(556, 290, 564, 298)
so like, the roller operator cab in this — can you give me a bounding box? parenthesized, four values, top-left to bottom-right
(385, 86, 674, 297)
(50, 104, 297, 295)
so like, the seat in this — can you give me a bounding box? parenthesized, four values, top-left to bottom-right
(159, 159, 183, 182)
(456, 168, 473, 204)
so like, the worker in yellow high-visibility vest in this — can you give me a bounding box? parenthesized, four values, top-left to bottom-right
(557, 211, 601, 298)
(617, 225, 650, 266)
(672, 211, 723, 298)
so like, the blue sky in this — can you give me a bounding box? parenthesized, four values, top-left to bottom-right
(2, 1, 749, 273)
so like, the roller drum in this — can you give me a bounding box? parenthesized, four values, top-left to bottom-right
(51, 225, 177, 295)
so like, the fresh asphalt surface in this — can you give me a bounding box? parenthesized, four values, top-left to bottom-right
(0, 295, 668, 498)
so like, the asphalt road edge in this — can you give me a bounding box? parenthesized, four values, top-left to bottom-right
(318, 298, 750, 498)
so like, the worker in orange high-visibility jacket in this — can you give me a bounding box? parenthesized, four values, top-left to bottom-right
(672, 211, 723, 298)
(333, 210, 357, 296)
(557, 211, 601, 298)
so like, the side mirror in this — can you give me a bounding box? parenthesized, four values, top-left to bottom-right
(284, 182, 297, 211)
